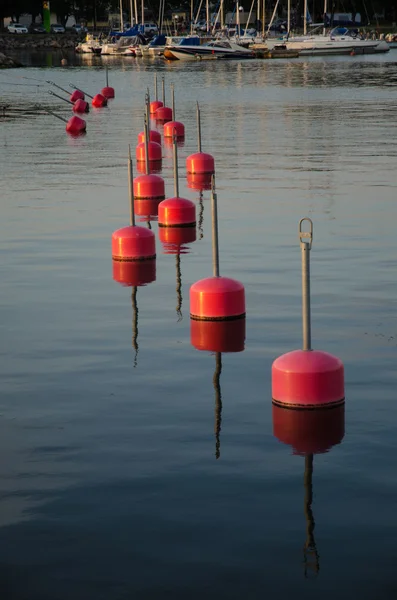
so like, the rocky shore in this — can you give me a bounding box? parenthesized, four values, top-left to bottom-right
(0, 33, 79, 51)
(0, 51, 23, 67)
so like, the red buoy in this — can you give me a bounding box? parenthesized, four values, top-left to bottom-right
(186, 102, 215, 175)
(158, 197, 196, 228)
(137, 129, 161, 145)
(155, 105, 173, 123)
(190, 276, 245, 321)
(187, 173, 212, 191)
(134, 174, 165, 201)
(164, 120, 185, 138)
(102, 66, 115, 99)
(150, 100, 163, 114)
(272, 404, 345, 456)
(112, 226, 156, 261)
(73, 98, 89, 113)
(191, 319, 245, 352)
(66, 115, 86, 135)
(271, 219, 345, 409)
(92, 93, 107, 108)
(159, 225, 197, 247)
(112, 259, 156, 287)
(70, 90, 84, 102)
(136, 140, 162, 163)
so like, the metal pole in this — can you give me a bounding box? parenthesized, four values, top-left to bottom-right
(144, 115, 150, 176)
(154, 73, 158, 101)
(145, 90, 150, 133)
(120, 0, 124, 31)
(134, 0, 138, 28)
(299, 218, 313, 351)
(162, 76, 165, 105)
(48, 90, 72, 105)
(128, 145, 135, 226)
(287, 0, 290, 32)
(69, 83, 93, 99)
(211, 176, 220, 277)
(197, 102, 202, 152)
(173, 130, 179, 197)
(303, 0, 307, 34)
(47, 80, 70, 95)
(42, 107, 68, 123)
(171, 83, 175, 120)
(106, 65, 109, 87)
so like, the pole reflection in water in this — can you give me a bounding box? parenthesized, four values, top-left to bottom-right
(187, 173, 212, 241)
(175, 253, 182, 321)
(213, 352, 222, 459)
(131, 286, 139, 367)
(272, 404, 345, 577)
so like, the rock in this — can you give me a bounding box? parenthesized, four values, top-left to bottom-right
(0, 51, 23, 68)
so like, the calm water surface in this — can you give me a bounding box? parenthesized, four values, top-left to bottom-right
(1, 53, 397, 599)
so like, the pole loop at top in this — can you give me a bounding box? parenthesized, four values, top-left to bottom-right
(299, 217, 313, 249)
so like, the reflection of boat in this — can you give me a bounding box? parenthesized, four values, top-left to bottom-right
(164, 38, 255, 60)
(266, 27, 389, 55)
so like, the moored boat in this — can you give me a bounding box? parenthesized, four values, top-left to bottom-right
(164, 38, 255, 61)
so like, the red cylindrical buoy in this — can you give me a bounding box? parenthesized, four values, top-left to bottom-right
(137, 129, 162, 145)
(66, 115, 86, 135)
(136, 141, 162, 163)
(101, 86, 115, 99)
(158, 197, 196, 228)
(70, 90, 84, 102)
(92, 93, 107, 108)
(190, 277, 245, 321)
(186, 152, 215, 175)
(159, 226, 196, 248)
(134, 174, 165, 201)
(73, 98, 89, 114)
(163, 120, 185, 139)
(191, 319, 245, 353)
(112, 226, 156, 261)
(150, 100, 163, 114)
(155, 106, 173, 123)
(271, 218, 345, 409)
(187, 173, 212, 191)
(112, 259, 156, 287)
(272, 404, 345, 456)
(272, 350, 345, 409)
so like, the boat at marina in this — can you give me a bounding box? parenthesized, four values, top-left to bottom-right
(164, 38, 255, 60)
(75, 33, 102, 54)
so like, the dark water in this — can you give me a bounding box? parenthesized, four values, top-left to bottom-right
(1, 53, 397, 599)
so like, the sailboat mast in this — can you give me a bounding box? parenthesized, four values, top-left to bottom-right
(303, 0, 307, 34)
(141, 0, 144, 26)
(129, 0, 133, 25)
(322, 0, 327, 35)
(134, 0, 138, 27)
(206, 0, 210, 33)
(262, 0, 265, 37)
(119, 0, 124, 31)
(287, 0, 290, 32)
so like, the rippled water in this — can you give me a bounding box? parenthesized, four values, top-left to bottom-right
(1, 53, 397, 599)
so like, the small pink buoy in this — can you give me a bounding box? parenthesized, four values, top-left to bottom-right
(159, 225, 196, 247)
(112, 226, 156, 261)
(191, 319, 245, 353)
(190, 277, 245, 321)
(164, 120, 184, 138)
(187, 173, 212, 191)
(150, 100, 163, 114)
(92, 93, 107, 108)
(73, 98, 89, 114)
(66, 115, 86, 135)
(271, 218, 345, 409)
(155, 105, 173, 123)
(186, 102, 215, 174)
(134, 174, 165, 201)
(158, 197, 196, 228)
(136, 140, 162, 164)
(272, 403, 345, 456)
(137, 129, 161, 145)
(70, 90, 84, 102)
(102, 86, 115, 99)
(112, 259, 156, 287)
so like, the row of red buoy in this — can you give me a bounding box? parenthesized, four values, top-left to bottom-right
(111, 74, 344, 421)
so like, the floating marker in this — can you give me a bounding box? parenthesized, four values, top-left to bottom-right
(186, 103, 215, 175)
(101, 65, 115, 99)
(272, 219, 345, 409)
(190, 178, 245, 321)
(47, 80, 84, 102)
(155, 77, 172, 123)
(69, 83, 107, 108)
(158, 131, 196, 228)
(112, 147, 156, 262)
(163, 83, 185, 139)
(43, 107, 86, 135)
(135, 113, 164, 207)
(150, 73, 163, 114)
(48, 90, 89, 114)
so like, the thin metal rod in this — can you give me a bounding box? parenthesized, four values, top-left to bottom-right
(299, 218, 313, 351)
(128, 145, 135, 226)
(48, 90, 72, 105)
(173, 130, 179, 197)
(47, 80, 70, 95)
(211, 176, 220, 277)
(145, 90, 150, 133)
(105, 65, 109, 87)
(171, 83, 175, 120)
(197, 102, 202, 152)
(162, 77, 165, 105)
(154, 73, 158, 100)
(144, 115, 150, 176)
(42, 107, 68, 123)
(69, 83, 93, 99)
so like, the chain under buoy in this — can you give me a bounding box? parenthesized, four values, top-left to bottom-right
(271, 219, 345, 409)
(190, 177, 245, 321)
(186, 102, 215, 175)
